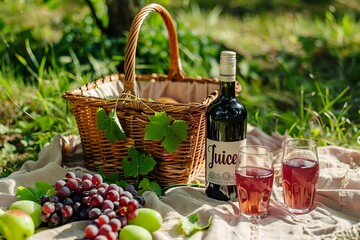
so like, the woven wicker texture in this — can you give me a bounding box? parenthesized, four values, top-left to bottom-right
(62, 3, 220, 186)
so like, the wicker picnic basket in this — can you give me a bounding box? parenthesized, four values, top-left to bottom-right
(62, 3, 220, 186)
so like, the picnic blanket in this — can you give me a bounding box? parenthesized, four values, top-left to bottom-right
(0, 125, 359, 240)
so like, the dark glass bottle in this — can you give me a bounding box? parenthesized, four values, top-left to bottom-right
(205, 51, 247, 201)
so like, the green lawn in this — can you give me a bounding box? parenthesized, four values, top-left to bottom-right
(0, 0, 359, 177)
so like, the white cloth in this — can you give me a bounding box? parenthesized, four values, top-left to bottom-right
(0, 127, 359, 240)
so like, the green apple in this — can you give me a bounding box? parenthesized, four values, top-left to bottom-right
(9, 200, 42, 228)
(0, 209, 4, 215)
(120, 225, 152, 240)
(128, 208, 163, 233)
(0, 209, 35, 240)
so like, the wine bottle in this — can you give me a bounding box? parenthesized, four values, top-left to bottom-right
(205, 51, 247, 201)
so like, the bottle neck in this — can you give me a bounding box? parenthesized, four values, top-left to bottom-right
(219, 80, 236, 98)
(218, 51, 236, 99)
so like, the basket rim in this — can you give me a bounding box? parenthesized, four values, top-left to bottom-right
(62, 73, 220, 107)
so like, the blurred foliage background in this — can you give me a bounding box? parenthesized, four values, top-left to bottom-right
(0, 0, 359, 176)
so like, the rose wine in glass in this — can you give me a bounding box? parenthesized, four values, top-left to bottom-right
(236, 167, 274, 218)
(235, 145, 274, 219)
(281, 139, 319, 214)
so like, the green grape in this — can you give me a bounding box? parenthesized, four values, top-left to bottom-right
(119, 225, 152, 240)
(128, 208, 162, 233)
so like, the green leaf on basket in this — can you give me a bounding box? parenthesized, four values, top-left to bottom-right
(179, 213, 213, 236)
(97, 108, 126, 143)
(97, 108, 108, 129)
(172, 120, 190, 140)
(138, 178, 162, 196)
(144, 112, 189, 154)
(122, 148, 157, 178)
(16, 181, 55, 203)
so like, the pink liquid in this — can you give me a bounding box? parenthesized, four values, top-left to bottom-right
(235, 167, 274, 218)
(282, 158, 319, 212)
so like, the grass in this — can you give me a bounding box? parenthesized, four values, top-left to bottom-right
(0, 0, 359, 176)
(175, 1, 360, 147)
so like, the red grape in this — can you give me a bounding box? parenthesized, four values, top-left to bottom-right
(103, 209, 116, 219)
(49, 212, 61, 226)
(55, 202, 64, 212)
(89, 188, 98, 197)
(109, 218, 121, 232)
(65, 171, 76, 179)
(118, 215, 127, 228)
(107, 183, 119, 192)
(94, 235, 107, 240)
(89, 208, 102, 220)
(97, 183, 109, 189)
(54, 180, 66, 190)
(118, 187, 124, 195)
(61, 205, 74, 219)
(97, 188, 107, 198)
(98, 214, 110, 226)
(49, 195, 59, 203)
(41, 211, 50, 222)
(92, 174, 103, 186)
(127, 199, 139, 213)
(98, 224, 112, 236)
(66, 178, 79, 191)
(106, 190, 120, 202)
(58, 186, 71, 199)
(40, 195, 49, 205)
(81, 179, 93, 191)
(121, 191, 133, 200)
(119, 196, 130, 206)
(84, 224, 99, 239)
(81, 173, 93, 181)
(43, 202, 55, 214)
(91, 194, 104, 208)
(126, 209, 138, 220)
(101, 200, 114, 211)
(107, 232, 117, 240)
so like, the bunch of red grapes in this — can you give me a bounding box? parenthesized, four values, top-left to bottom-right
(39, 171, 145, 240)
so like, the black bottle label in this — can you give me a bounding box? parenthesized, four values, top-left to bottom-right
(206, 139, 246, 185)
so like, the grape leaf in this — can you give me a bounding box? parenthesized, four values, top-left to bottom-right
(144, 112, 171, 140)
(171, 120, 190, 140)
(16, 181, 55, 203)
(122, 148, 157, 177)
(144, 112, 189, 154)
(16, 186, 40, 202)
(179, 213, 213, 236)
(138, 178, 162, 196)
(163, 130, 180, 154)
(97, 108, 126, 143)
(35, 181, 53, 196)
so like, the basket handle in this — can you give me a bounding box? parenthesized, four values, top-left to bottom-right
(123, 3, 186, 96)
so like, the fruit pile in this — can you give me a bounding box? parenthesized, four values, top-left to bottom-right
(0, 171, 162, 240)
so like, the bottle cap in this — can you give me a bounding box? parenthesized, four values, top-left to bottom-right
(219, 51, 236, 82)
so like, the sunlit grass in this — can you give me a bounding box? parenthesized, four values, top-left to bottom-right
(176, 3, 360, 149)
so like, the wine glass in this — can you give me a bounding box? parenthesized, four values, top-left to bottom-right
(235, 145, 274, 220)
(281, 138, 319, 214)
